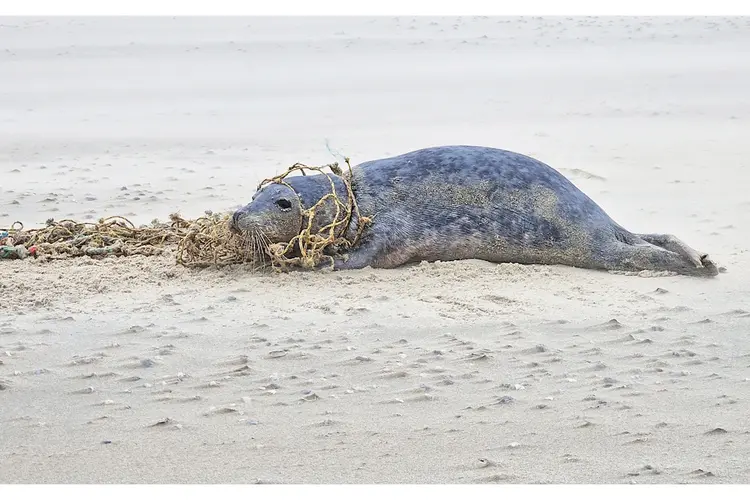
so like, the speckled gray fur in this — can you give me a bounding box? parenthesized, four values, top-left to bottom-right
(232, 145, 719, 277)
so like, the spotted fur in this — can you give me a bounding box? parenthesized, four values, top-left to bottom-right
(231, 145, 719, 277)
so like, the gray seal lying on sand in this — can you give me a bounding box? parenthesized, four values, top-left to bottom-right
(230, 145, 719, 277)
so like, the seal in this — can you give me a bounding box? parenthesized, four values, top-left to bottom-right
(230, 145, 719, 277)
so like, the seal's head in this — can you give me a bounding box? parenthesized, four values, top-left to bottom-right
(230, 173, 354, 264)
(230, 183, 304, 245)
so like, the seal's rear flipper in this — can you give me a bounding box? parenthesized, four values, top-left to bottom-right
(696, 254, 720, 277)
(604, 240, 719, 278)
(636, 233, 711, 268)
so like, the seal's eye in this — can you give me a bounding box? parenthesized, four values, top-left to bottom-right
(275, 198, 292, 211)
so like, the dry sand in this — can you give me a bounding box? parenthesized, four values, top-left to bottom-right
(1, 16, 749, 484)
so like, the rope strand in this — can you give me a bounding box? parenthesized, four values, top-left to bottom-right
(1, 160, 371, 271)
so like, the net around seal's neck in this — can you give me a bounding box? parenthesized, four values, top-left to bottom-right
(255, 159, 370, 270)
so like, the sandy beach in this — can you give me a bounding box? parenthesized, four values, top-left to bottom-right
(1, 16, 749, 483)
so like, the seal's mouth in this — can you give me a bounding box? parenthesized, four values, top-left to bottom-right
(227, 212, 276, 268)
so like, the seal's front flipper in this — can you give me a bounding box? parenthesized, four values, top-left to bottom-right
(329, 247, 377, 271)
(327, 236, 395, 271)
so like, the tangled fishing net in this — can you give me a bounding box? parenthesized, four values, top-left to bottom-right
(0, 160, 370, 271)
(251, 158, 371, 270)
